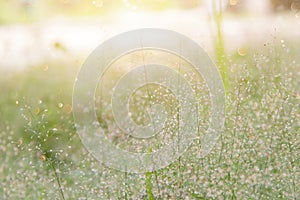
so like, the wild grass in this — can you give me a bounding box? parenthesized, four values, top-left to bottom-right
(0, 39, 299, 199)
(211, 0, 229, 91)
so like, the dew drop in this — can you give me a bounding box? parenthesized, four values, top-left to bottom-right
(17, 139, 23, 146)
(58, 103, 64, 108)
(39, 154, 46, 162)
(238, 47, 247, 56)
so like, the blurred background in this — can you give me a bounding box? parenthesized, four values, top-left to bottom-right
(0, 0, 299, 70)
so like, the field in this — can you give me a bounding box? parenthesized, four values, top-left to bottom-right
(0, 0, 300, 199)
(0, 36, 299, 199)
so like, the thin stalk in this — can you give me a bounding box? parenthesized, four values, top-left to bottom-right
(145, 148, 155, 200)
(140, 45, 155, 200)
(176, 51, 183, 199)
(211, 0, 229, 91)
(154, 170, 161, 199)
(124, 171, 129, 200)
(146, 171, 155, 200)
(50, 161, 65, 200)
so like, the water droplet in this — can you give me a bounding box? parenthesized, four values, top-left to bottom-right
(280, 40, 286, 48)
(15, 100, 19, 105)
(58, 103, 64, 108)
(39, 154, 46, 162)
(238, 47, 247, 56)
(17, 139, 23, 146)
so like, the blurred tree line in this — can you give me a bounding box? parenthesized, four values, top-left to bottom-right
(228, 0, 300, 12)
(0, 0, 299, 24)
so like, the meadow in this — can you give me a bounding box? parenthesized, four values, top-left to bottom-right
(0, 0, 300, 199)
(0, 36, 299, 199)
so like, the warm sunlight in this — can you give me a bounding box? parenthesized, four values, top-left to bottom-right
(1, 0, 300, 199)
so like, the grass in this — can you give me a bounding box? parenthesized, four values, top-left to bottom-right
(0, 38, 300, 199)
(211, 0, 229, 91)
(0, 0, 114, 24)
(0, 0, 185, 25)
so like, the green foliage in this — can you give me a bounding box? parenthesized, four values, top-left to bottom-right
(0, 39, 300, 199)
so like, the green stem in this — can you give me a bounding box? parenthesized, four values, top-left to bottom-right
(50, 161, 65, 200)
(145, 148, 155, 200)
(146, 171, 155, 200)
(212, 0, 229, 91)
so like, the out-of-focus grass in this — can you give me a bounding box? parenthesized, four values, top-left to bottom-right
(211, 0, 229, 91)
(0, 38, 300, 199)
(0, 0, 118, 24)
(0, 0, 197, 24)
